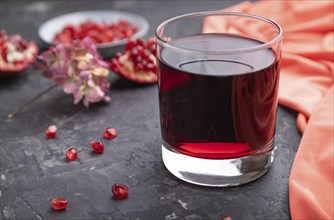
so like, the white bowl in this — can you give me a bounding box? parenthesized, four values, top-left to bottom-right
(38, 10, 150, 58)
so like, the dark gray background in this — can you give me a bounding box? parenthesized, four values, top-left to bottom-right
(0, 1, 301, 219)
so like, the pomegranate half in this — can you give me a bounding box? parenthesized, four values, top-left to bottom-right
(0, 30, 38, 77)
(110, 38, 157, 84)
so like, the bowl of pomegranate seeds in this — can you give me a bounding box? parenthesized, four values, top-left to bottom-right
(38, 10, 149, 58)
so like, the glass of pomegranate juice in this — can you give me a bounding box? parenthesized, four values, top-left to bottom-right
(155, 12, 283, 186)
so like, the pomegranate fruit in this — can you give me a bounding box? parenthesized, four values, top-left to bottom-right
(51, 197, 68, 211)
(112, 183, 128, 199)
(110, 38, 157, 84)
(0, 30, 38, 76)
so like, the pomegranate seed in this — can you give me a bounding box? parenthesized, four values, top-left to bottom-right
(135, 56, 143, 63)
(45, 125, 57, 139)
(18, 40, 28, 50)
(131, 48, 138, 56)
(66, 148, 78, 161)
(135, 63, 144, 72)
(51, 198, 68, 211)
(221, 216, 232, 220)
(125, 40, 136, 51)
(138, 49, 146, 57)
(136, 39, 144, 47)
(90, 141, 104, 153)
(1, 45, 8, 62)
(112, 184, 128, 199)
(103, 127, 118, 139)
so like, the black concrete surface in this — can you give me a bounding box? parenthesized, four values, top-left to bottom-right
(0, 1, 301, 219)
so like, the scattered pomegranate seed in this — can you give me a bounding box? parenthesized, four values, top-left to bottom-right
(45, 125, 57, 139)
(90, 141, 104, 153)
(221, 216, 232, 220)
(66, 148, 78, 161)
(112, 184, 128, 199)
(103, 127, 118, 139)
(51, 197, 68, 211)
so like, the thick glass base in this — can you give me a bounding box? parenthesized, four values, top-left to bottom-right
(162, 141, 276, 187)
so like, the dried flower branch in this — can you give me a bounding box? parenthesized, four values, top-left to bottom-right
(7, 38, 110, 118)
(38, 38, 110, 107)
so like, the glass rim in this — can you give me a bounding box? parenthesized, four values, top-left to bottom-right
(155, 11, 283, 55)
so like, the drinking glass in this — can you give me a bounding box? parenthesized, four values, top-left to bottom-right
(155, 11, 283, 186)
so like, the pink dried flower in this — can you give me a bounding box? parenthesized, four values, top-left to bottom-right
(38, 38, 110, 107)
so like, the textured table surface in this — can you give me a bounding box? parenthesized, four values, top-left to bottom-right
(0, 1, 301, 219)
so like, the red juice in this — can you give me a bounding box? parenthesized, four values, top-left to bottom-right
(158, 34, 280, 159)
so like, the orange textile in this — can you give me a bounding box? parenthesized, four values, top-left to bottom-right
(203, 1, 334, 219)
